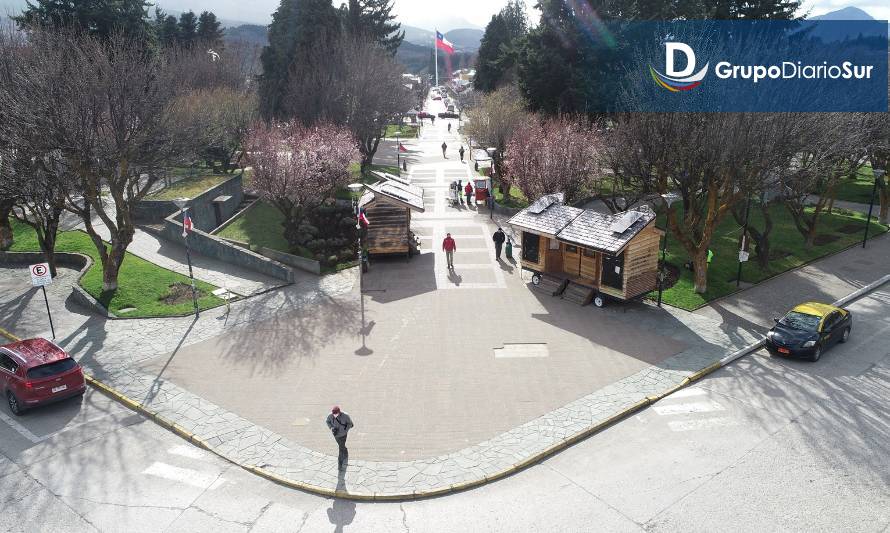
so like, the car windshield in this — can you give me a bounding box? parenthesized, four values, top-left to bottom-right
(26, 358, 77, 379)
(779, 311, 821, 332)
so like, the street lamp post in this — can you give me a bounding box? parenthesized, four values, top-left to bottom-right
(396, 132, 401, 176)
(863, 168, 885, 249)
(657, 193, 681, 308)
(348, 183, 371, 355)
(736, 195, 752, 288)
(173, 198, 199, 317)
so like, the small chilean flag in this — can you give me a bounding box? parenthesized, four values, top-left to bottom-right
(436, 31, 454, 54)
(359, 209, 370, 227)
(182, 213, 193, 237)
(398, 142, 408, 153)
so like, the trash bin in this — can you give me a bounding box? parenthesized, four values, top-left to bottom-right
(505, 240, 513, 260)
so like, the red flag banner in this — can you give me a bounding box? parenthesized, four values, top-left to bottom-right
(398, 143, 408, 153)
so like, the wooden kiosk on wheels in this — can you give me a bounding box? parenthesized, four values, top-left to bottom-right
(508, 194, 661, 307)
(359, 176, 425, 258)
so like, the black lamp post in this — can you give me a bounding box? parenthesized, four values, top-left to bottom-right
(173, 198, 199, 317)
(657, 193, 681, 308)
(396, 131, 401, 176)
(863, 168, 885, 249)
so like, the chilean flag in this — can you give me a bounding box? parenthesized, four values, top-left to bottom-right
(436, 31, 454, 54)
(359, 209, 370, 227)
(182, 212, 193, 237)
(398, 142, 408, 153)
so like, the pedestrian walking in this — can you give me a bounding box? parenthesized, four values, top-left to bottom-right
(493, 227, 506, 261)
(441, 141, 448, 158)
(431, 115, 435, 125)
(457, 180, 463, 205)
(325, 406, 354, 470)
(458, 146, 465, 162)
(448, 122, 452, 133)
(465, 181, 473, 208)
(443, 232, 456, 269)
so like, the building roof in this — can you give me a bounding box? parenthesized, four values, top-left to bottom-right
(363, 181, 425, 212)
(556, 205, 656, 254)
(508, 194, 583, 238)
(508, 195, 656, 254)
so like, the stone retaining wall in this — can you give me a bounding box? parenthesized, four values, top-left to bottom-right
(0, 251, 115, 318)
(161, 212, 295, 283)
(136, 173, 244, 232)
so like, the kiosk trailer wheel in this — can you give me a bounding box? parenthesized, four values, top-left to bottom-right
(531, 271, 542, 286)
(592, 293, 607, 308)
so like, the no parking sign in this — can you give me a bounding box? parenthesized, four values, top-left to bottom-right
(30, 263, 52, 286)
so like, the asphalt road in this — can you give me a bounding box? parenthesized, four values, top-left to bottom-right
(2, 286, 887, 532)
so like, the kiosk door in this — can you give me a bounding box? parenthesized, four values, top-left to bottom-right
(602, 252, 624, 289)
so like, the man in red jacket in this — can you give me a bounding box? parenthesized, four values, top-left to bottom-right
(442, 233, 456, 269)
(464, 181, 473, 208)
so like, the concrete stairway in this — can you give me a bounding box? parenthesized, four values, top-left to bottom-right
(532, 274, 568, 296)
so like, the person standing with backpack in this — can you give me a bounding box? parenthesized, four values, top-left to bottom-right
(326, 406, 354, 470)
(441, 141, 448, 158)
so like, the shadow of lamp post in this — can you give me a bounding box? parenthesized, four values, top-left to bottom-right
(657, 192, 681, 308)
(173, 198, 199, 317)
(863, 167, 885, 249)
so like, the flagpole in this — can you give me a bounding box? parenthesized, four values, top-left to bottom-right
(435, 30, 438, 87)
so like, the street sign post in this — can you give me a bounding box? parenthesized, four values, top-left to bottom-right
(29, 263, 55, 339)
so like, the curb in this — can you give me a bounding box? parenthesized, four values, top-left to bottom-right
(3, 274, 887, 501)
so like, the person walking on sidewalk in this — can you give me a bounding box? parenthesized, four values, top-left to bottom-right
(458, 146, 465, 162)
(493, 227, 506, 261)
(465, 181, 473, 208)
(326, 406, 354, 470)
(441, 141, 448, 158)
(443, 233, 456, 269)
(448, 122, 452, 133)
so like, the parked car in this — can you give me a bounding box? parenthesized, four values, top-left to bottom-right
(432, 96, 443, 101)
(418, 111, 433, 119)
(765, 302, 852, 361)
(437, 112, 459, 119)
(1, 338, 86, 415)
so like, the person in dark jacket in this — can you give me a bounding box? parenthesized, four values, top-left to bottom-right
(441, 141, 448, 158)
(492, 227, 506, 261)
(459, 146, 465, 162)
(325, 406, 354, 470)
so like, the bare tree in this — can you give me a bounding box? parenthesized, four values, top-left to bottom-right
(780, 114, 870, 247)
(608, 112, 808, 293)
(504, 115, 602, 205)
(1, 29, 188, 291)
(172, 88, 258, 172)
(462, 85, 531, 191)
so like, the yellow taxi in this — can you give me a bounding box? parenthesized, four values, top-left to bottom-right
(765, 302, 852, 362)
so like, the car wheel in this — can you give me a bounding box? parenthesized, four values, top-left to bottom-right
(809, 344, 822, 362)
(593, 294, 606, 308)
(531, 273, 541, 286)
(6, 391, 24, 416)
(840, 327, 851, 343)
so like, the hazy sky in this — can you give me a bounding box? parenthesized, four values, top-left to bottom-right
(1, 0, 888, 28)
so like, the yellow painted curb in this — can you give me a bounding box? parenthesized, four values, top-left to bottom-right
(0, 323, 759, 501)
(0, 327, 21, 342)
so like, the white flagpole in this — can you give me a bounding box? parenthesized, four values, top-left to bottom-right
(435, 30, 439, 87)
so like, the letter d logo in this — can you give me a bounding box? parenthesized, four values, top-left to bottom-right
(665, 42, 696, 77)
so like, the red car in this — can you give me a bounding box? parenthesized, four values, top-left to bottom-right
(1, 338, 86, 415)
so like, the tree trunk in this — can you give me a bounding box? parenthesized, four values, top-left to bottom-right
(879, 187, 889, 225)
(692, 249, 709, 294)
(101, 241, 129, 292)
(0, 199, 13, 251)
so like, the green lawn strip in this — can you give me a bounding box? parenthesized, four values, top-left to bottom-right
(10, 221, 223, 317)
(217, 201, 290, 253)
(148, 170, 236, 200)
(832, 166, 878, 205)
(384, 124, 419, 138)
(494, 184, 530, 209)
(655, 204, 888, 310)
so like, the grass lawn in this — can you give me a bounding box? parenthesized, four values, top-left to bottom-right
(10, 220, 223, 317)
(148, 169, 237, 200)
(656, 203, 888, 310)
(217, 201, 289, 253)
(833, 166, 878, 204)
(494, 184, 530, 209)
(384, 124, 419, 139)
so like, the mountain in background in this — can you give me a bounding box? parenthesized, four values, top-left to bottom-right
(224, 24, 268, 46)
(809, 6, 874, 20)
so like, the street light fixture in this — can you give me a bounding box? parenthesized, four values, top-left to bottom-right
(172, 198, 199, 317)
(657, 192, 681, 308)
(863, 167, 886, 248)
